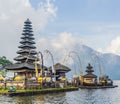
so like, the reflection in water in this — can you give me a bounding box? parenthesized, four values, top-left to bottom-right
(44, 93, 66, 104)
(0, 81, 120, 104)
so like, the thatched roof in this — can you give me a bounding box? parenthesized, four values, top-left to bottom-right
(83, 73, 97, 78)
(5, 63, 47, 71)
(54, 63, 71, 73)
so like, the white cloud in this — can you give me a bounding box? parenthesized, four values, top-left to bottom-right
(36, 32, 84, 66)
(0, 0, 57, 60)
(96, 48, 103, 53)
(96, 36, 120, 55)
(106, 37, 120, 55)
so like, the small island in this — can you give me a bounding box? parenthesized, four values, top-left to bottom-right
(79, 63, 118, 89)
(0, 19, 117, 96)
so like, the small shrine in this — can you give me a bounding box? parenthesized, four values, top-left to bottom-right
(54, 63, 71, 81)
(83, 63, 97, 86)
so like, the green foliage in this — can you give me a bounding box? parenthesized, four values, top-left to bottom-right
(0, 56, 12, 68)
(0, 70, 6, 77)
(0, 56, 12, 76)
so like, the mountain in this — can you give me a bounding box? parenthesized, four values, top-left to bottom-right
(67, 45, 120, 80)
(101, 53, 120, 80)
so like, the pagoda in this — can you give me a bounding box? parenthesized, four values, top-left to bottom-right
(83, 63, 97, 85)
(6, 19, 45, 78)
(15, 18, 37, 63)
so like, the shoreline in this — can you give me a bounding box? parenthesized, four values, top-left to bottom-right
(79, 85, 118, 89)
(0, 87, 79, 96)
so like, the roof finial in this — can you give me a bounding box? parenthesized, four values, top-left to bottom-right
(26, 18, 30, 21)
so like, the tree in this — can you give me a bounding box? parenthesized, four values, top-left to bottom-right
(0, 56, 12, 76)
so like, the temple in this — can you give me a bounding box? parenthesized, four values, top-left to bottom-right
(83, 63, 97, 85)
(6, 19, 70, 80)
(6, 19, 46, 78)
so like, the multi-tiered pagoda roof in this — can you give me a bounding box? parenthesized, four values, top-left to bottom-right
(14, 19, 37, 63)
(6, 19, 46, 72)
(83, 63, 97, 78)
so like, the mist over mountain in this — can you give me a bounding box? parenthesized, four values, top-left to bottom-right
(66, 45, 120, 80)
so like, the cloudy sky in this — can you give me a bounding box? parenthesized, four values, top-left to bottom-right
(0, 0, 120, 63)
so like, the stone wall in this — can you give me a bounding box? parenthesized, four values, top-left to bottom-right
(0, 81, 24, 89)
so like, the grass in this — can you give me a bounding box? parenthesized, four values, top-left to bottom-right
(16, 86, 78, 92)
(0, 90, 8, 93)
(0, 86, 78, 94)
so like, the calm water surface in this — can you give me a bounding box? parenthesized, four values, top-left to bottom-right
(0, 80, 120, 104)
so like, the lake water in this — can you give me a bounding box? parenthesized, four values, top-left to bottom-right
(0, 80, 120, 104)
